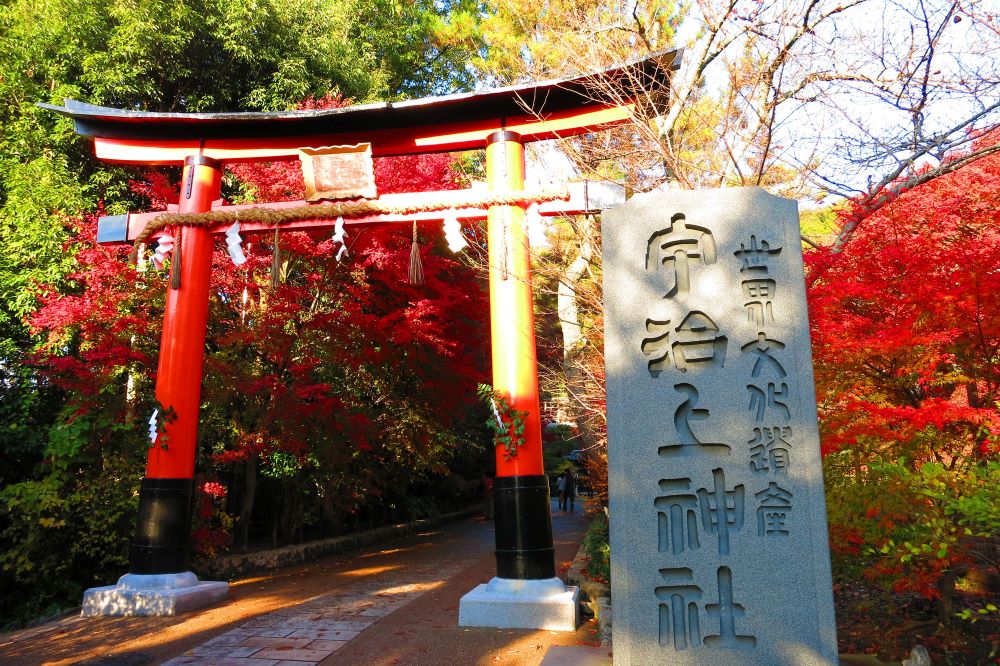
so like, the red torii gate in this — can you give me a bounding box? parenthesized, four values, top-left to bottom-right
(42, 49, 679, 620)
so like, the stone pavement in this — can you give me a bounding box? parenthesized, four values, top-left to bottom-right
(0, 499, 605, 666)
(162, 559, 468, 665)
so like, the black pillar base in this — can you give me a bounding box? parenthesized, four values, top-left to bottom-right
(493, 475, 556, 579)
(129, 477, 194, 575)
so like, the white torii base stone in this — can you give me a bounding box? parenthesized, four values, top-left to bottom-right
(81, 571, 228, 616)
(459, 577, 580, 631)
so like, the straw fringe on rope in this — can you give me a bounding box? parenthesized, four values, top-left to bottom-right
(133, 189, 570, 250)
(408, 220, 424, 286)
(169, 226, 182, 289)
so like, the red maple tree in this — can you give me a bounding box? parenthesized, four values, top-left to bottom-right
(29, 101, 490, 550)
(808, 136, 1000, 603)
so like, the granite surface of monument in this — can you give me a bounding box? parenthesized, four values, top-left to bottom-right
(602, 187, 838, 665)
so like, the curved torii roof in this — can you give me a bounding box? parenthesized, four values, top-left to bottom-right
(40, 49, 680, 165)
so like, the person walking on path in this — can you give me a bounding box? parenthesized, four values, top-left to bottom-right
(564, 469, 577, 513)
(556, 472, 566, 510)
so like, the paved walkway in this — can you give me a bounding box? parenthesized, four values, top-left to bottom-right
(0, 500, 604, 666)
(164, 558, 470, 665)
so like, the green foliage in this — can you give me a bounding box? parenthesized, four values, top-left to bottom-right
(350, 0, 484, 97)
(478, 0, 684, 80)
(956, 602, 999, 624)
(0, 157, 86, 342)
(825, 448, 1000, 604)
(543, 450, 576, 478)
(930, 459, 1000, 534)
(477, 384, 528, 460)
(0, 346, 63, 487)
(541, 425, 578, 477)
(0, 408, 143, 626)
(582, 511, 609, 585)
(799, 205, 841, 245)
(1, 0, 481, 117)
(149, 402, 178, 451)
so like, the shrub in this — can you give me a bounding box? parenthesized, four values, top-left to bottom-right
(582, 511, 610, 585)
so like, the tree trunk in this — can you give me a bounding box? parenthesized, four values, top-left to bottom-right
(238, 451, 258, 551)
(556, 217, 594, 427)
(937, 566, 962, 625)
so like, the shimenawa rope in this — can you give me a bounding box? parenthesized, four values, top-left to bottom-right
(133, 189, 570, 250)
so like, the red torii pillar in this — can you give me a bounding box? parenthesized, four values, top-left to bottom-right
(132, 156, 222, 574)
(81, 156, 230, 615)
(454, 131, 578, 631)
(484, 131, 553, 580)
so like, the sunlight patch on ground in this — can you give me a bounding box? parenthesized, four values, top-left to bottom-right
(358, 547, 411, 559)
(230, 575, 276, 587)
(244, 593, 318, 607)
(356, 538, 437, 560)
(338, 565, 402, 577)
(373, 580, 445, 596)
(13, 612, 235, 665)
(475, 627, 593, 665)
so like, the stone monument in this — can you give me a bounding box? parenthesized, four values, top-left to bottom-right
(602, 187, 838, 665)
